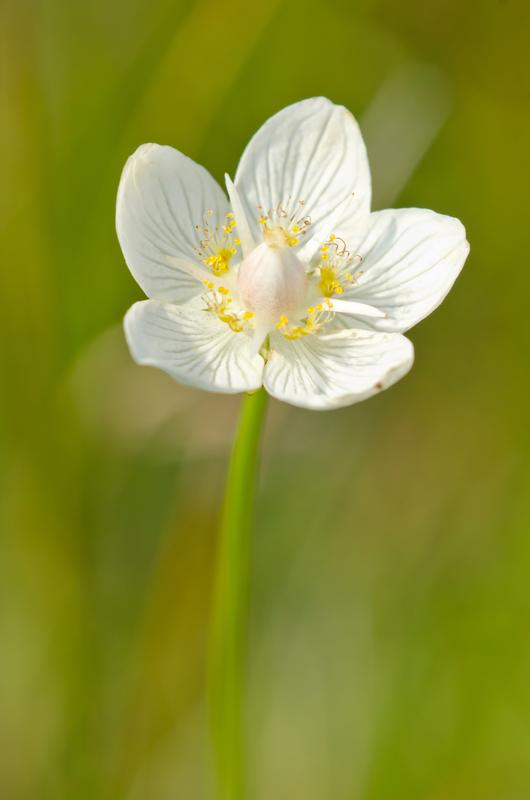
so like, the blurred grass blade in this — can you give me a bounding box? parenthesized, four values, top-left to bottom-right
(361, 63, 451, 208)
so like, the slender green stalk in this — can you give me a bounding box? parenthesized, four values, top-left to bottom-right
(208, 387, 268, 800)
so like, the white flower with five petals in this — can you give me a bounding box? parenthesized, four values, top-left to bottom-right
(117, 97, 469, 410)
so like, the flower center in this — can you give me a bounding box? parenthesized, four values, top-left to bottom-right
(237, 241, 308, 325)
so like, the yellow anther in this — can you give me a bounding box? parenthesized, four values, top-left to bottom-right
(234, 237, 241, 245)
(283, 328, 305, 340)
(203, 284, 254, 334)
(257, 200, 311, 247)
(195, 209, 240, 277)
(220, 314, 244, 333)
(203, 247, 234, 276)
(276, 302, 334, 340)
(319, 266, 344, 297)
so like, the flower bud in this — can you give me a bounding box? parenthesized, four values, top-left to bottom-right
(237, 242, 307, 324)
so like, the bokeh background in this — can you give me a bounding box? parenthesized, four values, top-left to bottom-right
(2, 0, 530, 797)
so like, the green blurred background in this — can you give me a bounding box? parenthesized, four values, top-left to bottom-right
(2, 0, 530, 797)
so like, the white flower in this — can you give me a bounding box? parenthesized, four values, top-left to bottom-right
(117, 97, 469, 410)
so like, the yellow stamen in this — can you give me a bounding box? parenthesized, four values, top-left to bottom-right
(276, 305, 334, 340)
(258, 200, 311, 248)
(195, 211, 241, 276)
(319, 266, 343, 297)
(203, 285, 254, 334)
(204, 247, 233, 276)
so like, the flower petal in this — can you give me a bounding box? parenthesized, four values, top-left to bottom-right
(342, 208, 469, 332)
(116, 143, 230, 302)
(124, 300, 264, 394)
(264, 328, 413, 410)
(330, 298, 387, 319)
(225, 173, 257, 257)
(234, 98, 371, 260)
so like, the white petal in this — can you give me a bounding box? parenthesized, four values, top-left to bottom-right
(264, 328, 413, 410)
(124, 301, 264, 394)
(234, 98, 371, 260)
(116, 143, 229, 302)
(225, 174, 257, 257)
(342, 208, 469, 332)
(330, 298, 387, 319)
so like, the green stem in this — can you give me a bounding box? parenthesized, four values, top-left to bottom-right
(208, 387, 269, 800)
